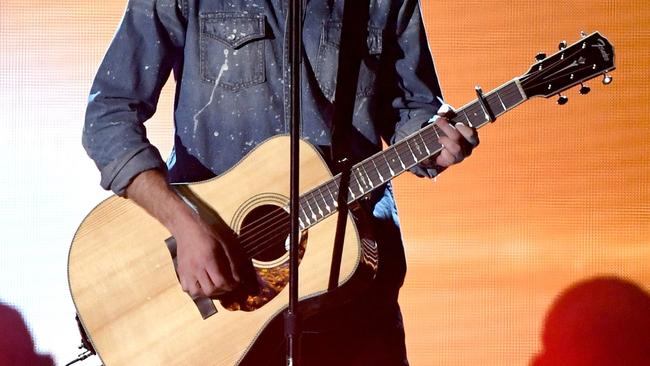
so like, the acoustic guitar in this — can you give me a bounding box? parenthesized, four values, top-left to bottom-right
(68, 32, 615, 365)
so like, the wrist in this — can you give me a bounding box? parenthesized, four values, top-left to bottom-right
(163, 196, 197, 234)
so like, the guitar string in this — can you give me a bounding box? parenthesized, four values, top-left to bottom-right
(236, 85, 526, 254)
(236, 175, 355, 246)
(237, 123, 448, 250)
(242, 74, 601, 257)
(242, 130, 452, 258)
(238, 76, 582, 250)
(238, 127, 455, 256)
(519, 45, 586, 85)
(237, 110, 463, 246)
(519, 65, 600, 93)
(237, 86, 525, 253)
(235, 149, 400, 247)
(237, 83, 525, 246)
(236, 87, 527, 257)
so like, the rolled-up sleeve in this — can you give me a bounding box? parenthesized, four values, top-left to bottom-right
(388, 0, 443, 178)
(82, 0, 186, 195)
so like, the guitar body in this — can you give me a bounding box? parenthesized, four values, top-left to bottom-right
(68, 136, 372, 365)
(69, 32, 616, 365)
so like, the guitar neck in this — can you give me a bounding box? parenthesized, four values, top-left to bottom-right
(296, 79, 528, 229)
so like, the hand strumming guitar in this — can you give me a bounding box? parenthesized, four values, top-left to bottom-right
(125, 169, 241, 299)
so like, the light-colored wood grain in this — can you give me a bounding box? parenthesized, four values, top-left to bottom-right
(69, 136, 361, 365)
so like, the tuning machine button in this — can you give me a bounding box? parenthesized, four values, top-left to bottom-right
(535, 52, 547, 62)
(602, 73, 613, 85)
(558, 40, 567, 50)
(579, 83, 591, 95)
(557, 94, 568, 105)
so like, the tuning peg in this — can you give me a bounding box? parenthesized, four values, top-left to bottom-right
(535, 52, 547, 62)
(579, 83, 591, 95)
(602, 73, 613, 85)
(557, 94, 569, 105)
(558, 40, 567, 50)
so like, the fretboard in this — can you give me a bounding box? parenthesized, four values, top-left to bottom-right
(296, 79, 527, 229)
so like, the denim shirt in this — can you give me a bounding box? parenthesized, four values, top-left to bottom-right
(83, 0, 443, 195)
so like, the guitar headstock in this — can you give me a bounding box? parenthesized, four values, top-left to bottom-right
(519, 32, 615, 102)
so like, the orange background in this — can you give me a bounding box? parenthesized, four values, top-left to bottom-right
(0, 1, 648, 365)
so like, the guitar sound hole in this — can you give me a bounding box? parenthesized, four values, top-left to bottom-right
(239, 205, 289, 262)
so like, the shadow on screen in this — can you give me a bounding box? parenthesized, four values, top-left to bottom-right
(0, 301, 54, 366)
(532, 276, 650, 366)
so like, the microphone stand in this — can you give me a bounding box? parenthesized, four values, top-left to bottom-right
(285, 0, 303, 365)
(285, 1, 368, 364)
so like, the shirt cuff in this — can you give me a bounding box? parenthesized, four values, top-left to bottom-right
(409, 165, 438, 179)
(99, 145, 167, 196)
(391, 113, 433, 145)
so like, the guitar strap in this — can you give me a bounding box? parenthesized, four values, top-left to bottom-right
(327, 0, 371, 290)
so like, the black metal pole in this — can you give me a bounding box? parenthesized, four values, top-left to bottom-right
(286, 0, 302, 365)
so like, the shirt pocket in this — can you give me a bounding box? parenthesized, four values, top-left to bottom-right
(199, 12, 266, 91)
(315, 21, 383, 102)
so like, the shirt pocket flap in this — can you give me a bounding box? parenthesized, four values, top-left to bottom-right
(201, 13, 266, 49)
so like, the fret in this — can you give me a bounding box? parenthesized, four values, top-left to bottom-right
(476, 99, 491, 123)
(310, 192, 322, 219)
(410, 136, 423, 157)
(305, 195, 317, 221)
(417, 132, 431, 155)
(317, 187, 331, 213)
(468, 102, 489, 127)
(462, 109, 473, 127)
(382, 153, 395, 176)
(495, 90, 508, 111)
(369, 162, 383, 186)
(409, 137, 429, 163)
(432, 123, 442, 139)
(404, 139, 418, 163)
(422, 126, 440, 151)
(456, 112, 472, 127)
(449, 81, 526, 131)
(352, 170, 366, 195)
(395, 147, 406, 170)
(371, 159, 385, 184)
(294, 197, 307, 230)
(371, 157, 384, 182)
(328, 180, 339, 208)
(298, 203, 309, 226)
(486, 93, 505, 115)
(353, 173, 365, 196)
(305, 199, 317, 224)
(349, 184, 360, 199)
(499, 81, 526, 109)
(348, 175, 359, 199)
(360, 164, 375, 188)
(312, 191, 324, 217)
(356, 167, 368, 191)
(295, 78, 528, 231)
(384, 149, 396, 175)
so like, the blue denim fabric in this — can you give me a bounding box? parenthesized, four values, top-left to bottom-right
(83, 2, 443, 362)
(82, 0, 444, 195)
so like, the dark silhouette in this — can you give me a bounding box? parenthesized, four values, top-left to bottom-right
(0, 301, 54, 366)
(532, 276, 650, 366)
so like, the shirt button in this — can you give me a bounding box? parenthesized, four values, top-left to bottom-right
(227, 34, 236, 41)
